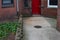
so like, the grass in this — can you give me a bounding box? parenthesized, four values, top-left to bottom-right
(0, 21, 20, 39)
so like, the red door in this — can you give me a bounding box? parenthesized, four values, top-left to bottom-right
(32, 0, 41, 15)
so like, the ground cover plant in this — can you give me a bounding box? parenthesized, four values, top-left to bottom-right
(0, 21, 20, 39)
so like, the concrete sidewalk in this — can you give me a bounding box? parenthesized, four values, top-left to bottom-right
(23, 17, 60, 40)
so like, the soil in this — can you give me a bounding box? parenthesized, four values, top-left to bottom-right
(5, 33, 15, 40)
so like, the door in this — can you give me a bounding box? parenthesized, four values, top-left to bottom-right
(32, 0, 41, 15)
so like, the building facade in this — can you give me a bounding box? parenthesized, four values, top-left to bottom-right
(20, 0, 57, 18)
(0, 0, 57, 19)
(0, 0, 59, 31)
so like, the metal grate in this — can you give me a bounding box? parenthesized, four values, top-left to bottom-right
(34, 25, 42, 28)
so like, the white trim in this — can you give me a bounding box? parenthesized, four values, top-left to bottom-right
(47, 0, 58, 8)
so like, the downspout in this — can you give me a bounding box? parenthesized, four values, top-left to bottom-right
(16, 0, 19, 19)
(17, 0, 19, 12)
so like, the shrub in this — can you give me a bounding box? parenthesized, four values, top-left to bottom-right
(0, 21, 20, 39)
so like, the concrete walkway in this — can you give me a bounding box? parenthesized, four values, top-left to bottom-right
(23, 17, 60, 40)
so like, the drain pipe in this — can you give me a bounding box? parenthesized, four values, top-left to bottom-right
(16, 0, 19, 19)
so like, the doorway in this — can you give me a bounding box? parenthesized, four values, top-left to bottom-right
(32, 0, 41, 15)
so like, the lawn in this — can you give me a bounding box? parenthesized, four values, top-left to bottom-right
(0, 21, 20, 40)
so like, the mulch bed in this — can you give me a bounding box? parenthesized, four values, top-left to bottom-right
(5, 33, 15, 40)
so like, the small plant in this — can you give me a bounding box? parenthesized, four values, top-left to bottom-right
(0, 21, 20, 39)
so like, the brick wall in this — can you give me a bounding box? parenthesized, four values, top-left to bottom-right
(19, 0, 32, 16)
(41, 0, 57, 18)
(57, 0, 60, 31)
(0, 0, 17, 20)
(19, 0, 24, 15)
(21, 0, 57, 17)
